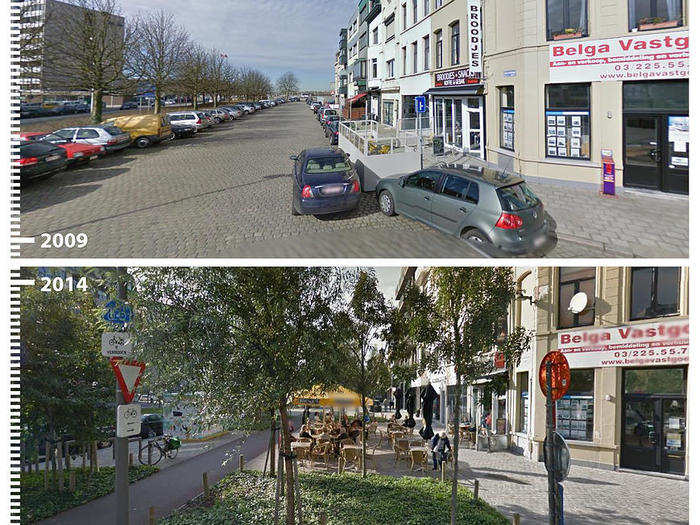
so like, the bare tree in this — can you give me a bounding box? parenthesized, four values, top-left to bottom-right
(203, 49, 228, 107)
(130, 9, 189, 114)
(276, 71, 299, 98)
(236, 67, 272, 101)
(42, 0, 137, 122)
(177, 44, 208, 109)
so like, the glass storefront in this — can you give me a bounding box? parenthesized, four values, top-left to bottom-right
(432, 96, 484, 158)
(621, 367, 687, 475)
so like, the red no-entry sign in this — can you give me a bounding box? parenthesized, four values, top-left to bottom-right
(539, 351, 570, 401)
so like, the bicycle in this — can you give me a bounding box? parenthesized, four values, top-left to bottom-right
(138, 434, 181, 465)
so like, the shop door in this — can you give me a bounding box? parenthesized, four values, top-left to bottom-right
(622, 396, 686, 474)
(623, 115, 689, 194)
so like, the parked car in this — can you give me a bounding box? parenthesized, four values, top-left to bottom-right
(323, 114, 340, 135)
(170, 121, 197, 139)
(236, 103, 255, 114)
(62, 100, 90, 113)
(290, 148, 361, 216)
(20, 131, 104, 165)
(211, 108, 231, 121)
(327, 121, 340, 145)
(168, 111, 207, 131)
(49, 125, 132, 153)
(253, 102, 262, 111)
(312, 102, 322, 113)
(17, 140, 68, 183)
(219, 106, 241, 119)
(102, 114, 173, 148)
(120, 100, 139, 110)
(20, 103, 51, 119)
(375, 163, 549, 255)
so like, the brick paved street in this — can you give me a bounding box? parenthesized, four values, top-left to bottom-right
(18, 103, 687, 258)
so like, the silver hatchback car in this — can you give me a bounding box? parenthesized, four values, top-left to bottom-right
(375, 163, 550, 255)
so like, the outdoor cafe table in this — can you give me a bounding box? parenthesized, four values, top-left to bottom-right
(340, 444, 361, 469)
(291, 441, 312, 465)
(409, 446, 428, 471)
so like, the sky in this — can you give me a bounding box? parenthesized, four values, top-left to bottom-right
(121, 0, 354, 91)
(374, 267, 402, 306)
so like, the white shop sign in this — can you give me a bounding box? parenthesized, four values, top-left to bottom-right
(549, 31, 688, 83)
(467, 0, 482, 75)
(557, 319, 689, 368)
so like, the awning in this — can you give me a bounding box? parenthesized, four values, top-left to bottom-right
(424, 85, 484, 96)
(292, 385, 374, 408)
(348, 92, 367, 105)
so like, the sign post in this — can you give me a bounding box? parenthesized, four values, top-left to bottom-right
(415, 96, 427, 169)
(539, 352, 571, 525)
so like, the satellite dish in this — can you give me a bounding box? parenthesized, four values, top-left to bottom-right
(568, 292, 589, 314)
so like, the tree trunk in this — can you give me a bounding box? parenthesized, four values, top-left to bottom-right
(450, 374, 461, 525)
(154, 89, 161, 115)
(91, 89, 103, 124)
(193, 93, 198, 110)
(269, 412, 277, 477)
(361, 395, 367, 478)
(278, 403, 295, 525)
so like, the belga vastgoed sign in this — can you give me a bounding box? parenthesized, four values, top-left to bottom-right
(557, 319, 689, 368)
(549, 30, 688, 83)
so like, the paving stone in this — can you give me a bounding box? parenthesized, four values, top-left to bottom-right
(17, 104, 687, 259)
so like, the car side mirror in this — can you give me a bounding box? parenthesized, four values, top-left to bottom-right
(399, 178, 406, 187)
(290, 155, 298, 161)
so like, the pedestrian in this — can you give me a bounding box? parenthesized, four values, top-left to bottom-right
(302, 405, 310, 424)
(431, 431, 451, 470)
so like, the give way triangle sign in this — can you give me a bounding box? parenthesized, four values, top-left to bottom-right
(109, 358, 146, 404)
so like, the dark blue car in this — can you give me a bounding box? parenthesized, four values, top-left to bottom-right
(291, 148, 361, 216)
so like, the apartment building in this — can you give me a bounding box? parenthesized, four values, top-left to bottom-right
(18, 0, 126, 100)
(334, 28, 349, 108)
(396, 266, 689, 477)
(483, 0, 689, 194)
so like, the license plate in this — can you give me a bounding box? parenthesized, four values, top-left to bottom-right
(321, 185, 344, 195)
(46, 155, 61, 162)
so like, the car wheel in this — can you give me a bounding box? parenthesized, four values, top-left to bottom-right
(378, 190, 396, 216)
(461, 229, 491, 247)
(135, 137, 151, 149)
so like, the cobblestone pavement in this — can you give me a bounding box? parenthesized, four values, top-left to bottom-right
(17, 103, 685, 258)
(246, 422, 688, 525)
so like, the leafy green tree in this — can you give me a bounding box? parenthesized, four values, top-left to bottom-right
(335, 271, 392, 477)
(20, 274, 113, 452)
(392, 267, 531, 525)
(131, 267, 349, 525)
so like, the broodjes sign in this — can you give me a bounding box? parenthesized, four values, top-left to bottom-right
(557, 319, 689, 368)
(549, 30, 688, 83)
(467, 0, 482, 75)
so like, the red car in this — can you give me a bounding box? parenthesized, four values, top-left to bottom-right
(20, 132, 105, 165)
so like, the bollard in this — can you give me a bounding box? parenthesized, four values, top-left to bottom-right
(239, 455, 244, 472)
(202, 472, 209, 496)
(320, 511, 328, 525)
(149, 506, 156, 525)
(473, 479, 479, 500)
(513, 513, 521, 525)
(69, 471, 76, 492)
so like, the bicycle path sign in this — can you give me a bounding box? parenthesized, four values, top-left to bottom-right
(116, 403, 141, 438)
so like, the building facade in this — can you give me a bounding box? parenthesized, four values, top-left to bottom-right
(396, 266, 690, 477)
(483, 0, 689, 194)
(334, 0, 689, 194)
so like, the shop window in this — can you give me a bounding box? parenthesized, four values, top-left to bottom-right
(451, 22, 460, 65)
(624, 367, 686, 395)
(545, 83, 590, 160)
(546, 0, 588, 40)
(558, 267, 595, 329)
(517, 372, 529, 433)
(499, 86, 515, 151)
(556, 369, 594, 441)
(623, 81, 688, 113)
(630, 267, 680, 321)
(629, 0, 683, 31)
(435, 30, 443, 69)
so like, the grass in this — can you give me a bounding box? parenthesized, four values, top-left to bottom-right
(19, 465, 158, 524)
(160, 470, 508, 525)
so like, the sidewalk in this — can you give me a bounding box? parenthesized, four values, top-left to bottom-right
(423, 151, 688, 258)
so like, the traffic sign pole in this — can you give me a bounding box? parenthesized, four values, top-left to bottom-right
(115, 269, 129, 525)
(546, 361, 556, 525)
